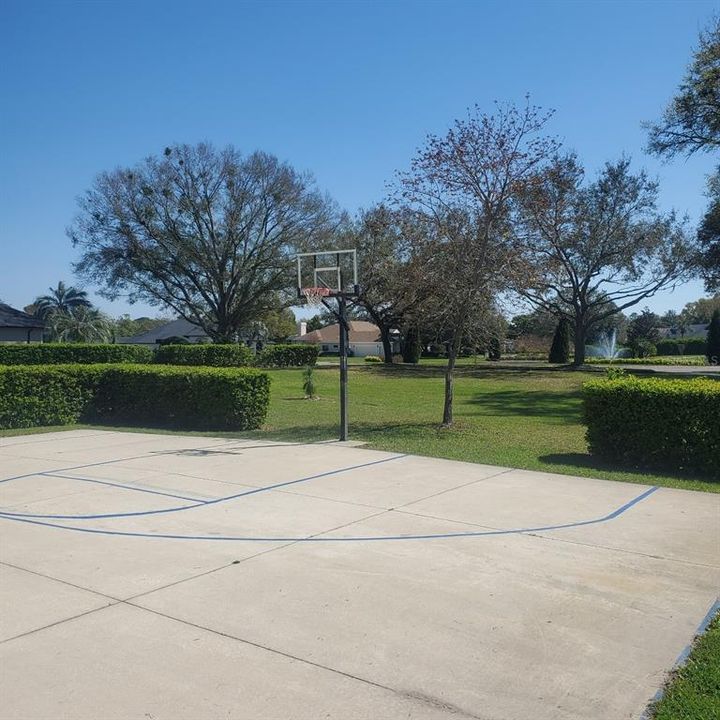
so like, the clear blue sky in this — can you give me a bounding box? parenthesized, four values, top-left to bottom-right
(1, 0, 716, 320)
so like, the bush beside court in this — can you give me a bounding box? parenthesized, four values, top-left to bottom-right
(0, 364, 270, 431)
(153, 343, 254, 367)
(583, 376, 720, 475)
(255, 344, 318, 367)
(0, 343, 154, 365)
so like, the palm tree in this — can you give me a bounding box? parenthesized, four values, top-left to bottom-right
(48, 307, 112, 343)
(34, 281, 92, 319)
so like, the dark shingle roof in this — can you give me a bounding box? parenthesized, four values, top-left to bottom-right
(0, 304, 45, 329)
(117, 318, 210, 344)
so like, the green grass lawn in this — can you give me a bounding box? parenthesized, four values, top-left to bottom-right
(6, 363, 714, 492)
(649, 610, 720, 719)
(251, 364, 717, 492)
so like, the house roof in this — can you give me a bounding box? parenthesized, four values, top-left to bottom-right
(0, 303, 44, 329)
(117, 318, 209, 344)
(296, 320, 382, 345)
(658, 323, 709, 339)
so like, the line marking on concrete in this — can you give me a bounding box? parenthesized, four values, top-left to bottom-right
(0, 454, 407, 520)
(640, 596, 720, 719)
(0, 486, 660, 543)
(41, 472, 208, 503)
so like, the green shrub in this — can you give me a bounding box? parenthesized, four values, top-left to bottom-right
(153, 343, 253, 367)
(633, 339, 657, 358)
(0, 365, 102, 428)
(364, 355, 382, 363)
(487, 337, 502, 361)
(302, 366, 317, 399)
(605, 367, 627, 380)
(548, 319, 571, 363)
(0, 343, 153, 365)
(583, 376, 720, 475)
(255, 344, 318, 367)
(0, 364, 270, 431)
(585, 355, 707, 366)
(656, 337, 707, 356)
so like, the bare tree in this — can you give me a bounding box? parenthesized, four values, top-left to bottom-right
(516, 155, 696, 364)
(398, 100, 559, 425)
(352, 205, 427, 363)
(69, 143, 337, 342)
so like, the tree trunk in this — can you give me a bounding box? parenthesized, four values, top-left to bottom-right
(402, 324, 422, 364)
(572, 321, 586, 366)
(380, 325, 394, 364)
(442, 334, 461, 427)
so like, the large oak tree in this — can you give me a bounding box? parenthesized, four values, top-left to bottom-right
(646, 17, 720, 291)
(69, 143, 337, 342)
(516, 155, 695, 364)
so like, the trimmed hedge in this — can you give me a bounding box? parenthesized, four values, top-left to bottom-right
(0, 364, 270, 431)
(0, 365, 101, 428)
(655, 337, 707, 356)
(0, 343, 153, 365)
(255, 344, 318, 367)
(153, 344, 253, 367)
(585, 355, 708, 366)
(583, 376, 720, 475)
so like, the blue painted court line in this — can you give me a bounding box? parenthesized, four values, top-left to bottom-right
(640, 595, 720, 719)
(42, 473, 205, 503)
(0, 485, 660, 543)
(0, 454, 408, 521)
(0, 438, 269, 484)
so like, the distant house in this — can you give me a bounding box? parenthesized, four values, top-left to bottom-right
(658, 323, 709, 339)
(0, 304, 44, 343)
(117, 318, 211, 346)
(293, 320, 396, 358)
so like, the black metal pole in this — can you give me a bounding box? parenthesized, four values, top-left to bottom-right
(338, 295, 349, 441)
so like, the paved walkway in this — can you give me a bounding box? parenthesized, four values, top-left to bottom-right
(1, 430, 718, 720)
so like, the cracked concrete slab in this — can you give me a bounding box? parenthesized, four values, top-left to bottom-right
(0, 429, 717, 720)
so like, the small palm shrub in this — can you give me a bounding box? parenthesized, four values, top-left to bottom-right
(302, 365, 317, 399)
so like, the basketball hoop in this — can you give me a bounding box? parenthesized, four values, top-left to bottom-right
(301, 286, 332, 307)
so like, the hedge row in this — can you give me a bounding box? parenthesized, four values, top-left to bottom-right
(0, 342, 317, 368)
(0, 364, 270, 431)
(585, 355, 708, 366)
(153, 344, 254, 367)
(655, 337, 707, 356)
(583, 376, 720, 475)
(255, 344, 318, 367)
(0, 343, 154, 365)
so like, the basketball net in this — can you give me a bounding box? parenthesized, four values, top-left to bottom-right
(301, 287, 332, 308)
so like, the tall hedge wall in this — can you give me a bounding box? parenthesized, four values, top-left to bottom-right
(583, 376, 720, 475)
(0, 343, 153, 365)
(153, 344, 253, 367)
(655, 337, 707, 356)
(0, 364, 270, 431)
(255, 344, 318, 367)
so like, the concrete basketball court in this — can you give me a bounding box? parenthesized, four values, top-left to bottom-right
(0, 430, 718, 720)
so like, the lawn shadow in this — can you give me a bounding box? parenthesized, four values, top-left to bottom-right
(248, 419, 443, 444)
(467, 389, 582, 424)
(360, 362, 601, 382)
(539, 452, 718, 485)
